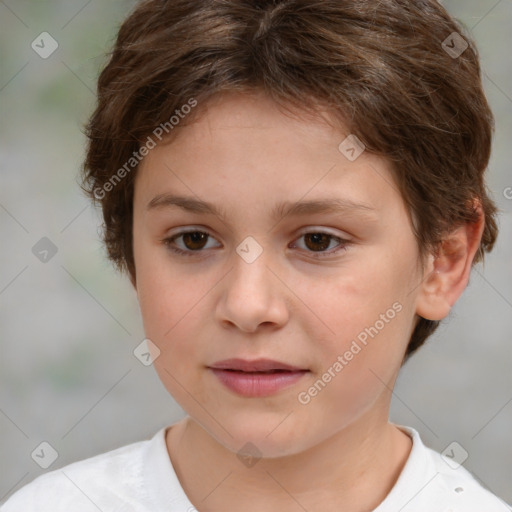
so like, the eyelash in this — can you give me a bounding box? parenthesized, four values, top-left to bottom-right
(162, 229, 350, 259)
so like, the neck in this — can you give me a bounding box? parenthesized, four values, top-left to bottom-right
(166, 409, 412, 512)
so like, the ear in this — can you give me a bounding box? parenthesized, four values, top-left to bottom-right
(415, 200, 485, 321)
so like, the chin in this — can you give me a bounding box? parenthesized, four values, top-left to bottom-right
(200, 410, 320, 459)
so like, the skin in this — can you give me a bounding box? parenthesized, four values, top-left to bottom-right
(131, 90, 484, 511)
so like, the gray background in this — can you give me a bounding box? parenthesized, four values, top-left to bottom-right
(1, 0, 511, 506)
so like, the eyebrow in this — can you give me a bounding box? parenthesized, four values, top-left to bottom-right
(146, 194, 377, 222)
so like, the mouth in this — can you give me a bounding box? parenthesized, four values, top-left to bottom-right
(208, 358, 309, 397)
(209, 358, 307, 372)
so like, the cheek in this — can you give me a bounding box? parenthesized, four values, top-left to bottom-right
(139, 275, 209, 404)
(138, 276, 203, 351)
(134, 239, 192, 337)
(134, 250, 212, 391)
(312, 254, 412, 344)
(295, 301, 411, 434)
(304, 246, 416, 390)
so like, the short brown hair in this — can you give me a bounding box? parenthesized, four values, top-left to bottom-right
(81, 0, 499, 359)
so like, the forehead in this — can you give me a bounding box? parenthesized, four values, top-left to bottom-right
(169, 90, 343, 153)
(134, 91, 406, 224)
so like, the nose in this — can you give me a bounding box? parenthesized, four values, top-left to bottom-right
(215, 244, 290, 334)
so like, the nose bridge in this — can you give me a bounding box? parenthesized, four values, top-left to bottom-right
(230, 234, 274, 298)
(216, 234, 288, 332)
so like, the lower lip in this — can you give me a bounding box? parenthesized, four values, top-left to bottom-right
(210, 368, 308, 397)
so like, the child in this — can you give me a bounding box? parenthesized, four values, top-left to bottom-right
(2, 0, 510, 510)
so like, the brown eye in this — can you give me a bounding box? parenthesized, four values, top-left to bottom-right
(163, 230, 219, 257)
(291, 231, 349, 258)
(303, 233, 332, 252)
(181, 231, 209, 250)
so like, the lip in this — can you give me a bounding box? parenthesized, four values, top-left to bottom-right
(210, 358, 306, 372)
(208, 358, 309, 397)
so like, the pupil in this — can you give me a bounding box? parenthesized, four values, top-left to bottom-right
(184, 232, 207, 250)
(306, 233, 330, 251)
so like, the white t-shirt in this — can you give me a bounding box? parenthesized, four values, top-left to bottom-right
(1, 424, 510, 512)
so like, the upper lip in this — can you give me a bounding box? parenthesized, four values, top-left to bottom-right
(209, 358, 307, 372)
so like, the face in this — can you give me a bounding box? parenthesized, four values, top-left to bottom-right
(132, 90, 426, 457)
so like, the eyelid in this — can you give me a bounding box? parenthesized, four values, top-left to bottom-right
(295, 226, 347, 238)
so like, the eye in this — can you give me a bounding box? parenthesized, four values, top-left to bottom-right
(162, 230, 219, 257)
(290, 230, 349, 258)
(162, 229, 350, 258)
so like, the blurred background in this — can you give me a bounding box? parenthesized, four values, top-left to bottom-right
(0, 0, 511, 506)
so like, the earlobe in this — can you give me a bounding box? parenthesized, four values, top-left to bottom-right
(415, 202, 485, 321)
